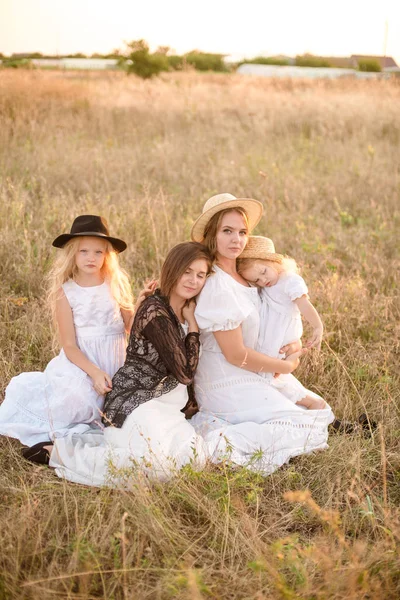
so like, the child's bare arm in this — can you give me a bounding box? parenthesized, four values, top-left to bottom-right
(295, 295, 323, 349)
(121, 308, 135, 333)
(56, 290, 112, 394)
(122, 279, 158, 333)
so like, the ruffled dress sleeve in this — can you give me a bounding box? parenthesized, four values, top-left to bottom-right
(285, 274, 309, 301)
(195, 268, 255, 332)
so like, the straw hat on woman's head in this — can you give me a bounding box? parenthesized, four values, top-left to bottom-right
(191, 193, 264, 243)
(239, 236, 276, 260)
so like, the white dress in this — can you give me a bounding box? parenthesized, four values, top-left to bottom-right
(190, 266, 335, 475)
(49, 325, 211, 486)
(257, 273, 324, 405)
(0, 280, 126, 446)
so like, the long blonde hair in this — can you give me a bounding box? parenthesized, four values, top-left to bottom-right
(47, 237, 134, 326)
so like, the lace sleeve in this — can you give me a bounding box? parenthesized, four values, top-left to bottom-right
(180, 383, 199, 419)
(142, 316, 200, 385)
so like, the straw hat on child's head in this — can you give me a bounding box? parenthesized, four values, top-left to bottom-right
(191, 193, 264, 243)
(239, 236, 276, 260)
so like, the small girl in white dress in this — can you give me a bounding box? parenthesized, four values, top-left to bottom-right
(0, 215, 139, 446)
(238, 236, 325, 410)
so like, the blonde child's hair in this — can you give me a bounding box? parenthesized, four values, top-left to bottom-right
(47, 237, 134, 328)
(237, 253, 299, 279)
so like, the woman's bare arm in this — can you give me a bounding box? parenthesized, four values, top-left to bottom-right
(213, 327, 301, 375)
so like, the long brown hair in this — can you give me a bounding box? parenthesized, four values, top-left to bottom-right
(160, 242, 213, 299)
(202, 208, 249, 260)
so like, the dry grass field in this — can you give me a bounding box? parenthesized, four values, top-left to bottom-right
(0, 69, 399, 599)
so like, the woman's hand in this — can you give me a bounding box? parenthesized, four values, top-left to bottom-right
(135, 279, 158, 312)
(182, 299, 197, 323)
(305, 327, 323, 350)
(279, 339, 302, 356)
(91, 368, 113, 395)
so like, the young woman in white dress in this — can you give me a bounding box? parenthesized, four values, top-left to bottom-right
(0, 215, 137, 446)
(237, 235, 326, 409)
(23, 242, 214, 486)
(190, 194, 335, 475)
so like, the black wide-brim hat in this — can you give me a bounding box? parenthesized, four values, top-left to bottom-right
(52, 215, 127, 253)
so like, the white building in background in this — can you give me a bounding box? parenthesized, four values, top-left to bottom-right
(236, 64, 388, 79)
(31, 58, 119, 70)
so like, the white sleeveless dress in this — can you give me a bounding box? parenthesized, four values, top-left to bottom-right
(190, 266, 335, 475)
(257, 273, 325, 405)
(0, 280, 126, 445)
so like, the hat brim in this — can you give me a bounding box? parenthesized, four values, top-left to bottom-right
(52, 232, 127, 253)
(191, 198, 264, 243)
(239, 250, 277, 261)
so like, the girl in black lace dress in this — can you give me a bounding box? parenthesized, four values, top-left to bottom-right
(32, 242, 214, 485)
(102, 243, 211, 427)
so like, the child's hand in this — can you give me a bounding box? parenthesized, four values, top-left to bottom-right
(305, 327, 323, 350)
(284, 348, 308, 373)
(279, 339, 302, 356)
(135, 279, 158, 311)
(91, 369, 113, 395)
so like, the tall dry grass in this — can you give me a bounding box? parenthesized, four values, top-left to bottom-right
(0, 70, 399, 599)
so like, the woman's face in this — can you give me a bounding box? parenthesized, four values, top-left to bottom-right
(174, 258, 209, 301)
(216, 211, 248, 260)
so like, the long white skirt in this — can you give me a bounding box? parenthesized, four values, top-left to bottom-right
(192, 350, 335, 476)
(0, 331, 126, 446)
(50, 384, 211, 486)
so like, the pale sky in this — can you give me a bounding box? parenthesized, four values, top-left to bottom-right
(2, 0, 400, 64)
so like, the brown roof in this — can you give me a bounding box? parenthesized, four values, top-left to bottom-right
(323, 56, 353, 68)
(350, 55, 398, 68)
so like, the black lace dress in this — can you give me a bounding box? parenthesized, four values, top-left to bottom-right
(102, 291, 200, 428)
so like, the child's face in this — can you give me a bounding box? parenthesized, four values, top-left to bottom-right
(241, 261, 279, 287)
(75, 237, 107, 275)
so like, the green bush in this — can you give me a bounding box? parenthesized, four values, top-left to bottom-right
(184, 51, 228, 72)
(358, 59, 381, 72)
(167, 55, 185, 70)
(295, 54, 332, 68)
(239, 56, 290, 67)
(1, 58, 33, 69)
(125, 40, 169, 79)
(122, 41, 229, 75)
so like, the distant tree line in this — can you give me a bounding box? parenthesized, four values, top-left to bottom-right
(120, 40, 228, 78)
(0, 45, 383, 75)
(237, 53, 382, 71)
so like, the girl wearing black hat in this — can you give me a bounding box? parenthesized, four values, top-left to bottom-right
(0, 215, 152, 446)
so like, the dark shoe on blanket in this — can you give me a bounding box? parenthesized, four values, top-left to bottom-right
(22, 441, 53, 465)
